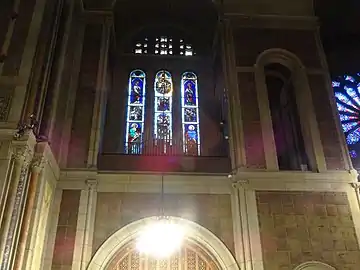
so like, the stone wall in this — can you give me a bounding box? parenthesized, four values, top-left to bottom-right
(256, 191, 360, 270)
(93, 193, 234, 256)
(0, 0, 37, 77)
(308, 74, 346, 170)
(237, 72, 266, 169)
(233, 27, 346, 171)
(67, 23, 102, 168)
(51, 190, 81, 270)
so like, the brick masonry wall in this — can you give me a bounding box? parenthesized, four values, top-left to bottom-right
(256, 191, 360, 270)
(52, 190, 81, 270)
(67, 23, 101, 167)
(237, 72, 266, 169)
(93, 193, 234, 256)
(308, 74, 346, 170)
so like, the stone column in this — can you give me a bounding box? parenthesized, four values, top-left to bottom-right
(349, 183, 360, 247)
(254, 66, 279, 170)
(220, 19, 246, 171)
(72, 179, 98, 270)
(231, 181, 264, 270)
(0, 141, 14, 229)
(13, 155, 45, 270)
(87, 19, 111, 167)
(42, 188, 63, 269)
(0, 145, 32, 270)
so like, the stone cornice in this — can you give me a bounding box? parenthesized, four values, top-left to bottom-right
(225, 13, 319, 30)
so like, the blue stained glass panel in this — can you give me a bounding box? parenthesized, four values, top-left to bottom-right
(154, 70, 173, 147)
(125, 70, 146, 154)
(342, 122, 359, 132)
(181, 72, 200, 155)
(339, 114, 358, 121)
(335, 92, 359, 110)
(130, 77, 145, 104)
(183, 124, 199, 155)
(350, 150, 358, 158)
(334, 73, 360, 158)
(182, 80, 197, 106)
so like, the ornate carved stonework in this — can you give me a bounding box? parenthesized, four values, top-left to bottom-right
(1, 164, 30, 270)
(31, 155, 46, 171)
(0, 96, 11, 121)
(12, 146, 32, 166)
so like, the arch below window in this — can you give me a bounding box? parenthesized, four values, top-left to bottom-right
(87, 217, 238, 270)
(293, 261, 336, 270)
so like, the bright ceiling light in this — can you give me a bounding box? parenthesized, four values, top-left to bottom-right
(136, 218, 185, 258)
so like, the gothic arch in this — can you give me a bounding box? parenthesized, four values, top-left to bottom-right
(87, 217, 239, 270)
(294, 261, 336, 270)
(254, 48, 326, 172)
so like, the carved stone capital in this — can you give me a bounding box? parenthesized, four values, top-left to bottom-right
(31, 156, 46, 172)
(12, 146, 31, 163)
(232, 179, 250, 189)
(86, 179, 98, 190)
(351, 182, 360, 191)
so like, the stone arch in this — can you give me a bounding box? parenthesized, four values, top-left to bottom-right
(87, 216, 239, 270)
(255, 48, 305, 71)
(294, 261, 336, 270)
(254, 48, 326, 172)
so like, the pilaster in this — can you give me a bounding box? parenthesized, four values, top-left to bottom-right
(58, 21, 86, 168)
(47, 0, 76, 141)
(0, 132, 36, 270)
(7, 0, 48, 124)
(220, 19, 246, 171)
(13, 155, 46, 270)
(314, 29, 353, 171)
(254, 65, 278, 170)
(42, 188, 63, 269)
(231, 180, 264, 270)
(87, 19, 111, 167)
(72, 178, 98, 269)
(348, 183, 360, 249)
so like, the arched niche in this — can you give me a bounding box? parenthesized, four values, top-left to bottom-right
(294, 261, 336, 270)
(87, 216, 239, 270)
(254, 48, 326, 172)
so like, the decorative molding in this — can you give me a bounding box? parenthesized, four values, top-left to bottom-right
(293, 261, 335, 270)
(225, 13, 318, 30)
(0, 96, 11, 121)
(31, 155, 46, 171)
(1, 162, 30, 270)
(86, 178, 98, 190)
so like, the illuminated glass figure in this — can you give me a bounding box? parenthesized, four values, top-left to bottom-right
(181, 72, 200, 155)
(154, 70, 173, 151)
(125, 70, 146, 154)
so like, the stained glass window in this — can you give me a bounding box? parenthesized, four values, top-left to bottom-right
(333, 73, 360, 158)
(181, 72, 200, 155)
(125, 70, 146, 154)
(154, 70, 173, 149)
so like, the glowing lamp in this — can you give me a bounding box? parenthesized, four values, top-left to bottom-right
(136, 218, 185, 258)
